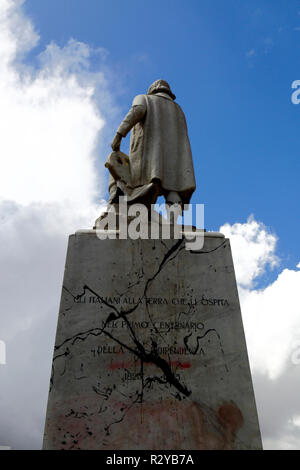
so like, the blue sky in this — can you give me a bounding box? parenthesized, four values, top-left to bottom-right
(1, 0, 300, 450)
(24, 0, 300, 276)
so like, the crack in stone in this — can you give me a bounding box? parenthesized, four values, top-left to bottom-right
(189, 239, 227, 254)
(51, 238, 233, 439)
(184, 328, 229, 373)
(53, 239, 191, 399)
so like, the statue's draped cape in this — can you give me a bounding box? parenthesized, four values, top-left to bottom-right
(109, 93, 196, 205)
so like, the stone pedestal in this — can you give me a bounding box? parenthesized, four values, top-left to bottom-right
(43, 231, 262, 450)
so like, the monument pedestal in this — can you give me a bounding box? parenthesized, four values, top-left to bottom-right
(43, 231, 262, 450)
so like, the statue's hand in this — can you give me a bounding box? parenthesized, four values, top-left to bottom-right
(111, 133, 122, 151)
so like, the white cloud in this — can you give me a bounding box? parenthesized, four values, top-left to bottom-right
(0, 80, 101, 207)
(0, 1, 115, 211)
(240, 267, 300, 380)
(291, 415, 300, 428)
(220, 217, 300, 449)
(220, 215, 278, 289)
(221, 217, 300, 380)
(0, 0, 39, 65)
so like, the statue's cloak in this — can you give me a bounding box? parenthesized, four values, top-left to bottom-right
(108, 93, 196, 206)
(129, 94, 196, 205)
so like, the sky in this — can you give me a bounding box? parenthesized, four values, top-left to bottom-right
(0, 0, 299, 450)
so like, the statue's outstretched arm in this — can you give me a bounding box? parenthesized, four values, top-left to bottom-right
(111, 104, 146, 151)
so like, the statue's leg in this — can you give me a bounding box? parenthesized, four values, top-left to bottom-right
(165, 191, 182, 206)
(165, 191, 182, 225)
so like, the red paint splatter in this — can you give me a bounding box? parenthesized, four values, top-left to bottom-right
(217, 402, 244, 434)
(109, 360, 191, 370)
(109, 361, 132, 370)
(171, 361, 191, 369)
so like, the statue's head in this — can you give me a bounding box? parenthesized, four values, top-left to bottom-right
(147, 79, 176, 100)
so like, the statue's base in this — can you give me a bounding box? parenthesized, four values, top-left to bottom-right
(43, 232, 262, 450)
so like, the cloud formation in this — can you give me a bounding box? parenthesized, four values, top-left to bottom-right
(0, 1, 106, 209)
(220, 216, 278, 289)
(221, 218, 300, 449)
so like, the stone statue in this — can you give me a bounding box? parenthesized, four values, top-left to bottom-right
(106, 79, 196, 209)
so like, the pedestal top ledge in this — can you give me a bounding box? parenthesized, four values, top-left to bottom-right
(75, 229, 225, 238)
